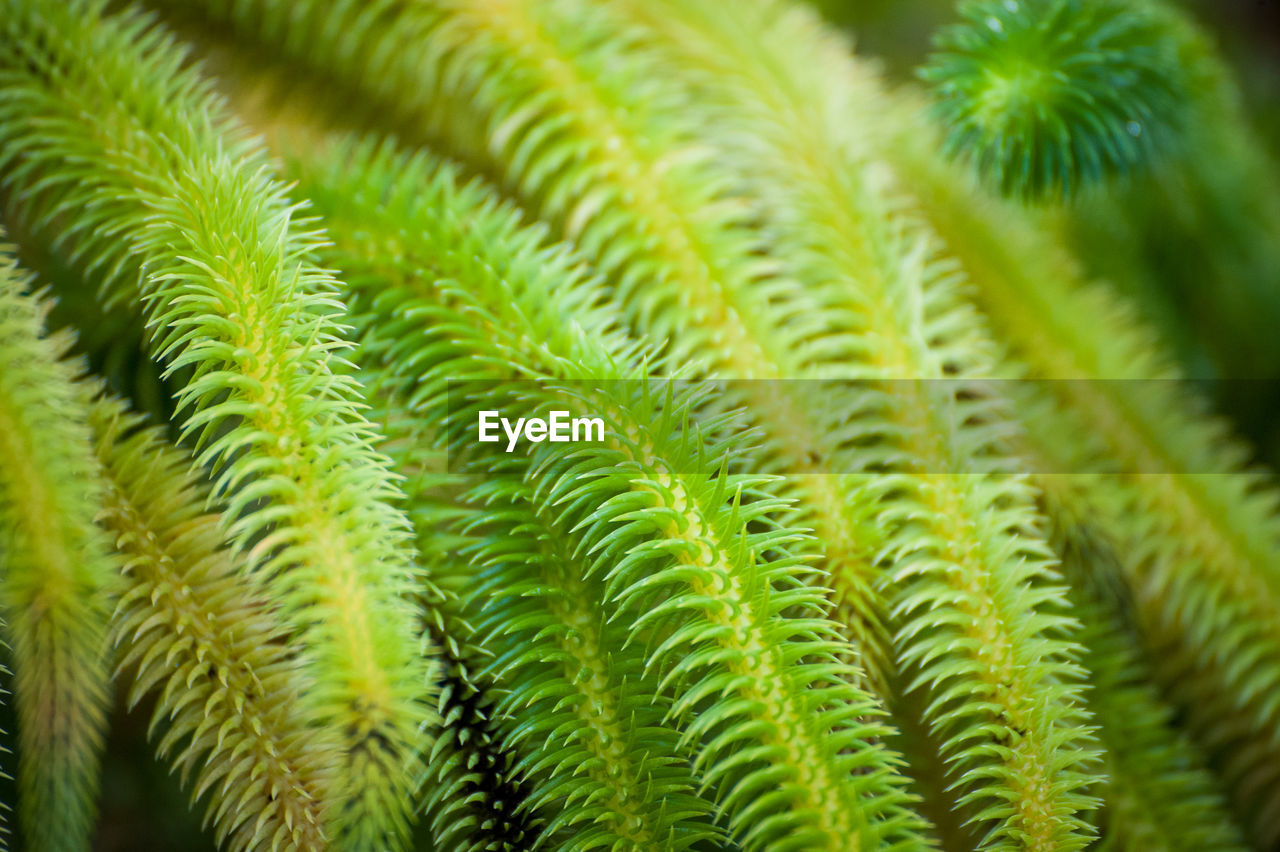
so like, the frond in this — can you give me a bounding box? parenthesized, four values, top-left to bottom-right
(355, 326, 548, 852)
(207, 0, 896, 747)
(446, 0, 896, 708)
(418, 667, 543, 852)
(0, 247, 113, 851)
(0, 1, 1267, 849)
(464, 479, 722, 851)
(186, 0, 1103, 841)
(291, 133, 716, 849)
(584, 1, 1102, 846)
(0, 5, 431, 846)
(920, 0, 1187, 201)
(877, 94, 1280, 845)
(92, 400, 338, 852)
(275, 131, 926, 850)
(527, 392, 923, 852)
(1038, 477, 1247, 852)
(214, 0, 897, 697)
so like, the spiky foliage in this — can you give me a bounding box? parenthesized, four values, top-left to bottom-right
(423, 0, 899, 702)
(92, 400, 338, 851)
(0, 248, 113, 851)
(680, 29, 1265, 822)
(0, 0, 1277, 847)
(167, 0, 1104, 842)
(349, 285, 551, 852)
(872, 85, 1280, 844)
(920, 0, 1186, 200)
(1034, 472, 1247, 851)
(358, 321, 715, 852)
(148, 0, 893, 719)
(577, 1, 1102, 846)
(0, 4, 430, 847)
(283, 133, 925, 851)
(292, 136, 670, 850)
(452, 0, 897, 703)
(417, 671, 543, 852)
(868, 61, 1280, 843)
(357, 375, 542, 852)
(527, 398, 923, 852)
(463, 482, 722, 851)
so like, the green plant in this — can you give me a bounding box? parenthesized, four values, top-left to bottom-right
(0, 0, 1275, 850)
(0, 247, 113, 852)
(920, 0, 1187, 201)
(291, 133, 922, 851)
(0, 3, 429, 846)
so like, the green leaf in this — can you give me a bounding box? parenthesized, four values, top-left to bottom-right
(0, 246, 113, 852)
(0, 5, 433, 846)
(93, 400, 339, 851)
(282, 131, 925, 850)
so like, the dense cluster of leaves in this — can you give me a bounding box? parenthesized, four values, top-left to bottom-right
(0, 0, 1275, 851)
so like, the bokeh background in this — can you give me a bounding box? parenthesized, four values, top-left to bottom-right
(818, 0, 1280, 466)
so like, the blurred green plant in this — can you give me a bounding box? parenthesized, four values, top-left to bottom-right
(920, 0, 1188, 200)
(0, 0, 1277, 850)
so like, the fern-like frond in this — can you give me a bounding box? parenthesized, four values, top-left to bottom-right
(355, 322, 550, 852)
(572, 1, 1104, 846)
(144, 0, 892, 724)
(276, 132, 926, 851)
(189, 0, 1103, 841)
(0, 247, 113, 852)
(0, 5, 431, 846)
(529, 396, 920, 852)
(2, 3, 1257, 850)
(876, 81, 1280, 846)
(369, 403, 696, 852)
(464, 479, 723, 851)
(920, 0, 1187, 201)
(91, 399, 339, 851)
(285, 132, 715, 849)
(1038, 477, 1247, 852)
